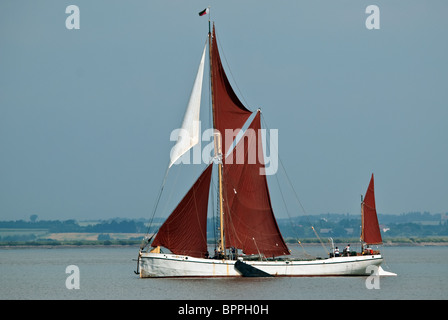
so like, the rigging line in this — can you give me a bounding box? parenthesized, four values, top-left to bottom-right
(159, 163, 182, 222)
(311, 226, 330, 255)
(265, 119, 312, 257)
(260, 114, 308, 215)
(144, 164, 170, 236)
(252, 238, 266, 261)
(221, 171, 244, 246)
(297, 240, 312, 258)
(273, 170, 312, 257)
(260, 113, 329, 255)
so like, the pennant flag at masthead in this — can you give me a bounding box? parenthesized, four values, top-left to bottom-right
(198, 8, 209, 16)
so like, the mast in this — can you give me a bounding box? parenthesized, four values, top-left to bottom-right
(218, 148, 225, 257)
(209, 22, 226, 258)
(360, 194, 365, 242)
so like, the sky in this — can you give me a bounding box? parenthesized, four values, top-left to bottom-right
(1, 1, 447, 221)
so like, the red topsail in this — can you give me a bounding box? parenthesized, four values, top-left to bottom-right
(211, 26, 252, 155)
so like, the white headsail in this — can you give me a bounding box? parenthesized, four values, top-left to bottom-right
(169, 43, 207, 168)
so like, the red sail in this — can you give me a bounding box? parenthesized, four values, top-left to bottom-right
(362, 174, 383, 245)
(152, 164, 213, 258)
(222, 112, 290, 257)
(211, 26, 252, 155)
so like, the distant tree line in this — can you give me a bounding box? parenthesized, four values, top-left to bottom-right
(0, 219, 147, 234)
(1, 211, 447, 241)
(274, 212, 448, 239)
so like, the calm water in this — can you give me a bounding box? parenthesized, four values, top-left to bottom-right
(1, 245, 447, 300)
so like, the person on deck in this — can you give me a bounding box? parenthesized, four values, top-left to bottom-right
(334, 247, 340, 257)
(364, 245, 373, 255)
(344, 244, 351, 256)
(231, 247, 236, 260)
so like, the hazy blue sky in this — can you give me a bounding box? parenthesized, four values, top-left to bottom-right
(1, 1, 447, 221)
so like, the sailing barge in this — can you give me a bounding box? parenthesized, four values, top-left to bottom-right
(136, 20, 396, 278)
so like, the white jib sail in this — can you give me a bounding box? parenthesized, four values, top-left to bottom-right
(169, 43, 207, 168)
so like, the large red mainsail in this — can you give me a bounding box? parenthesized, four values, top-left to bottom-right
(151, 164, 213, 258)
(222, 112, 290, 257)
(361, 174, 383, 245)
(211, 25, 252, 155)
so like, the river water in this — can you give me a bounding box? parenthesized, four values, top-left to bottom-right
(1, 245, 447, 300)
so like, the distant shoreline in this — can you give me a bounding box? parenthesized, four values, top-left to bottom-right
(1, 237, 447, 248)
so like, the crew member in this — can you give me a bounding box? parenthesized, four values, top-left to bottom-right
(334, 247, 340, 257)
(344, 244, 351, 256)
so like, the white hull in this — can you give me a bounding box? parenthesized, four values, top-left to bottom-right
(139, 252, 394, 278)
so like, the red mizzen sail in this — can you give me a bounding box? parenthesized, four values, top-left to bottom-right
(222, 112, 290, 257)
(152, 164, 213, 258)
(361, 174, 383, 245)
(211, 25, 252, 155)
